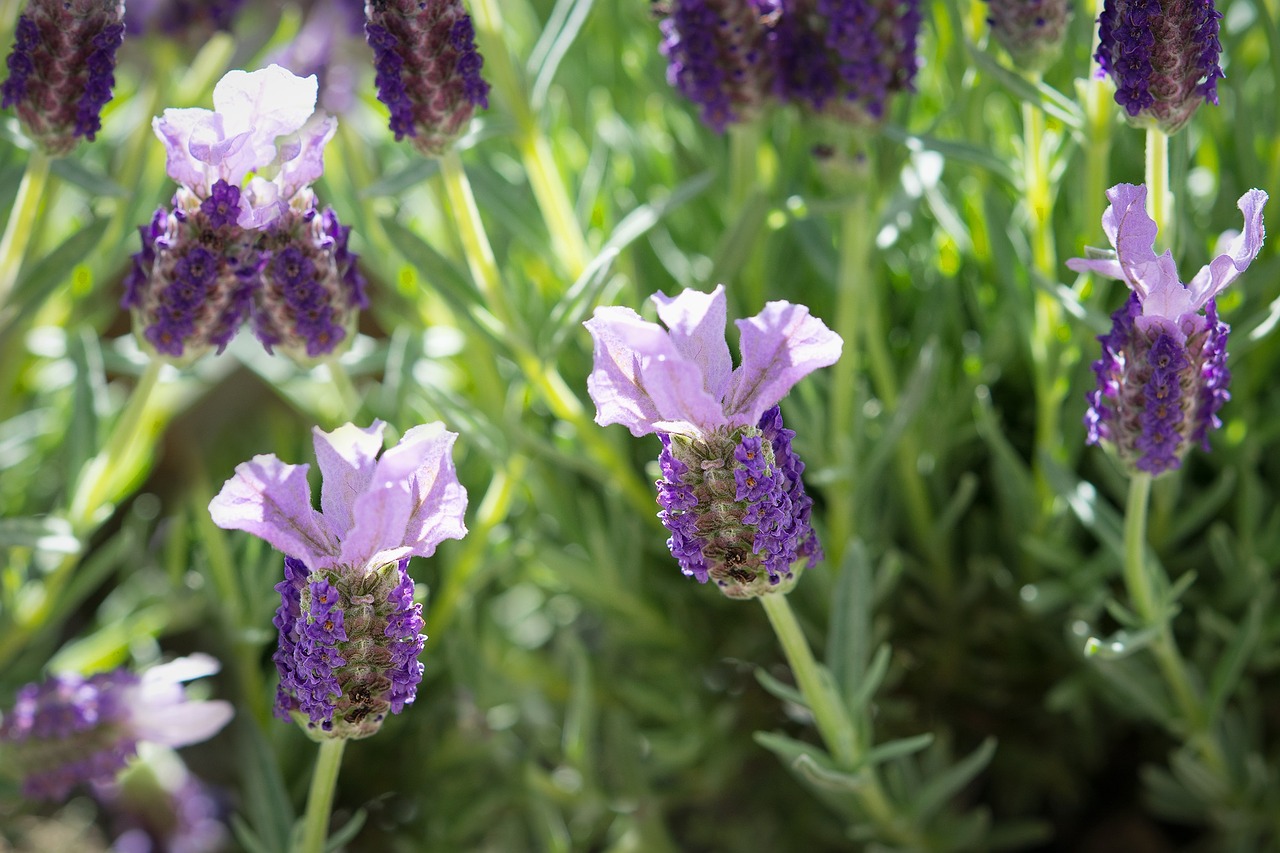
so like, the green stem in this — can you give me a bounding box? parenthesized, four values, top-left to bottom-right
(0, 150, 52, 309)
(1081, 0, 1112, 304)
(326, 360, 362, 424)
(1145, 128, 1171, 247)
(728, 122, 761, 212)
(298, 739, 347, 853)
(438, 148, 514, 330)
(759, 594, 922, 847)
(1122, 472, 1155, 622)
(68, 359, 164, 534)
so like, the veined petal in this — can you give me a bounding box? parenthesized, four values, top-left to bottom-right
(1102, 183, 1160, 297)
(276, 113, 337, 201)
(723, 302, 842, 427)
(208, 455, 337, 568)
(128, 692, 234, 748)
(1186, 189, 1268, 308)
(212, 64, 318, 141)
(1135, 254, 1195, 340)
(313, 421, 387, 540)
(153, 109, 213, 193)
(651, 285, 733, 400)
(339, 424, 468, 570)
(1065, 256, 1124, 280)
(585, 307, 725, 436)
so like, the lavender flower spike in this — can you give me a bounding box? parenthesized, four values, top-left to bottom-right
(987, 0, 1071, 73)
(1068, 183, 1267, 475)
(1, 0, 125, 155)
(209, 421, 469, 738)
(1095, 0, 1224, 134)
(585, 286, 841, 598)
(0, 655, 233, 801)
(364, 0, 491, 156)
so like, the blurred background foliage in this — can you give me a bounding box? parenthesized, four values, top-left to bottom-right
(2, 0, 1280, 850)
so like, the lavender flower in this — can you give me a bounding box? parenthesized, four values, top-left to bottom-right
(1095, 0, 1223, 134)
(659, 0, 775, 131)
(1067, 183, 1267, 475)
(124, 0, 243, 38)
(0, 656, 233, 801)
(95, 746, 228, 853)
(986, 0, 1071, 73)
(209, 421, 469, 738)
(364, 0, 491, 156)
(1, 0, 125, 155)
(773, 0, 921, 125)
(585, 286, 841, 598)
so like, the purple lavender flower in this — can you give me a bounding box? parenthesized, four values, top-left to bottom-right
(1, 0, 125, 155)
(1095, 0, 1223, 134)
(94, 746, 228, 853)
(209, 421, 468, 738)
(986, 0, 1072, 73)
(0, 656, 233, 801)
(773, 0, 921, 125)
(659, 0, 775, 131)
(1068, 183, 1267, 475)
(364, 0, 491, 156)
(252, 199, 368, 364)
(124, 0, 243, 39)
(585, 286, 840, 598)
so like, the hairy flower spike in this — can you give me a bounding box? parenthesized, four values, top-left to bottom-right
(1095, 0, 1223, 134)
(210, 420, 468, 738)
(364, 0, 491, 156)
(1, 1, 125, 155)
(0, 658, 233, 801)
(986, 0, 1072, 73)
(586, 286, 839, 598)
(1069, 183, 1267, 475)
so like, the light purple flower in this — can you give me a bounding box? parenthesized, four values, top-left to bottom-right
(1067, 184, 1267, 344)
(0, 655, 233, 801)
(153, 64, 337, 229)
(584, 285, 843, 438)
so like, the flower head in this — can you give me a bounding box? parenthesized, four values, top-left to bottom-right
(986, 0, 1072, 73)
(1067, 183, 1267, 474)
(153, 64, 337, 229)
(585, 287, 839, 597)
(209, 421, 468, 737)
(364, 0, 491, 156)
(1095, 0, 1223, 134)
(0, 656, 233, 801)
(1, 0, 125, 155)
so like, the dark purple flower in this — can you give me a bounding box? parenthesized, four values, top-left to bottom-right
(364, 0, 490, 156)
(1, 1, 125, 155)
(1095, 0, 1223, 134)
(0, 658, 232, 801)
(1069, 183, 1267, 475)
(210, 421, 468, 738)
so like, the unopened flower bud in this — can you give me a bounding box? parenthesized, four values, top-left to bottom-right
(1, 0, 125, 155)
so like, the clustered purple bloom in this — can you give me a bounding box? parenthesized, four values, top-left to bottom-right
(1, 1, 126, 155)
(1096, 0, 1224, 134)
(124, 0, 244, 37)
(210, 421, 468, 739)
(0, 658, 233, 800)
(586, 286, 840, 598)
(124, 66, 365, 365)
(364, 0, 491, 156)
(986, 0, 1072, 73)
(660, 0, 921, 130)
(1069, 183, 1267, 476)
(95, 749, 229, 853)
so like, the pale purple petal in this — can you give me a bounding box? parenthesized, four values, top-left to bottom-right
(128, 694, 234, 748)
(312, 421, 387, 540)
(723, 302, 842, 427)
(339, 424, 468, 570)
(276, 113, 337, 200)
(208, 455, 337, 568)
(1186, 189, 1268, 308)
(585, 307, 726, 437)
(1102, 183, 1160, 297)
(140, 654, 222, 685)
(1064, 256, 1124, 280)
(1134, 255, 1195, 338)
(238, 177, 288, 229)
(212, 65, 318, 159)
(651, 285, 733, 400)
(152, 109, 214, 193)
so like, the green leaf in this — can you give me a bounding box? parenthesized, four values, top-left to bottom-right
(708, 188, 771, 287)
(755, 666, 806, 709)
(237, 720, 294, 853)
(50, 156, 127, 197)
(0, 218, 109, 344)
(753, 730, 829, 768)
(230, 814, 277, 853)
(827, 541, 873, 709)
(529, 0, 597, 110)
(1206, 596, 1267, 724)
(65, 327, 105, 486)
(325, 809, 368, 852)
(1082, 626, 1160, 660)
(880, 124, 1017, 185)
(359, 159, 439, 198)
(912, 738, 997, 820)
(964, 44, 1084, 129)
(1039, 455, 1125, 559)
(791, 752, 867, 793)
(849, 645, 892, 713)
(863, 733, 935, 767)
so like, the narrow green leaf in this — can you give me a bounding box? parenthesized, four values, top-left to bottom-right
(65, 328, 104, 487)
(965, 45, 1084, 129)
(1, 218, 109, 343)
(827, 541, 873, 708)
(325, 809, 368, 852)
(708, 189, 770, 286)
(230, 814, 277, 853)
(359, 159, 439, 198)
(849, 645, 892, 713)
(791, 752, 866, 793)
(50, 157, 127, 197)
(864, 733, 935, 767)
(529, 0, 596, 110)
(1206, 596, 1266, 723)
(912, 738, 997, 820)
(237, 720, 294, 853)
(755, 666, 806, 709)
(753, 730, 829, 767)
(1039, 455, 1125, 559)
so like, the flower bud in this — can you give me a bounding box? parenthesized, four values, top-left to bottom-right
(657, 405, 820, 599)
(1095, 0, 1223, 134)
(1, 0, 125, 155)
(121, 182, 264, 366)
(364, 0, 491, 156)
(986, 0, 1071, 74)
(252, 194, 368, 365)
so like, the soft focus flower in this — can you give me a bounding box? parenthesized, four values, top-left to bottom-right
(986, 0, 1071, 73)
(123, 0, 243, 39)
(0, 656, 234, 801)
(364, 0, 491, 156)
(772, 0, 921, 125)
(94, 745, 228, 853)
(659, 0, 775, 132)
(0, 0, 125, 155)
(209, 421, 468, 738)
(585, 286, 840, 598)
(270, 0, 368, 114)
(1067, 183, 1267, 475)
(1095, 0, 1223, 134)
